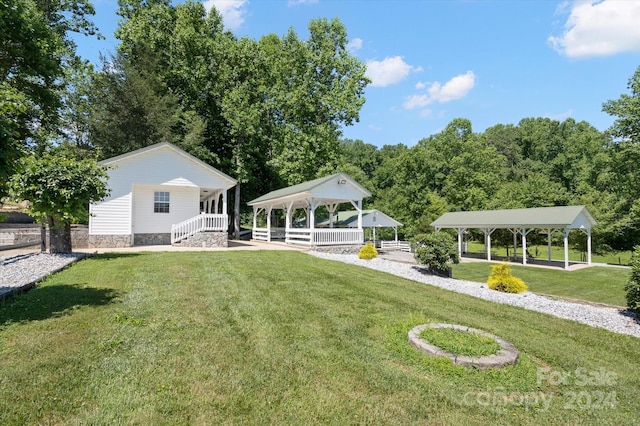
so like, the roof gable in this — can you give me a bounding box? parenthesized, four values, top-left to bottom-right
(100, 142, 237, 189)
(248, 173, 371, 206)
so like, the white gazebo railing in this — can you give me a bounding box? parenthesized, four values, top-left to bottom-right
(171, 214, 228, 244)
(284, 228, 363, 246)
(252, 227, 286, 241)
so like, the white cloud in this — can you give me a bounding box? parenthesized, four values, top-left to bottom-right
(365, 56, 414, 87)
(404, 71, 476, 109)
(415, 81, 426, 89)
(203, 0, 248, 31)
(347, 38, 363, 53)
(548, 0, 640, 58)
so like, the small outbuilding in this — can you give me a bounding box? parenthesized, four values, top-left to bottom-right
(89, 142, 237, 248)
(316, 209, 403, 243)
(431, 205, 597, 269)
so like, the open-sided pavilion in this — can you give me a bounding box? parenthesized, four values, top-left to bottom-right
(430, 205, 597, 270)
(247, 173, 371, 247)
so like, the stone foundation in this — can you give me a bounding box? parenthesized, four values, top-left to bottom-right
(88, 234, 132, 248)
(177, 231, 228, 248)
(134, 233, 171, 246)
(312, 244, 363, 255)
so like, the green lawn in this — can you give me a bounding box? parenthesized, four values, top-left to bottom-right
(451, 262, 629, 307)
(1, 251, 639, 425)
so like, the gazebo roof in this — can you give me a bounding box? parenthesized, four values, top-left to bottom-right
(316, 209, 402, 228)
(431, 205, 597, 230)
(247, 173, 371, 209)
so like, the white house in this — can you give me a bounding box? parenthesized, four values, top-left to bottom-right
(88, 142, 237, 248)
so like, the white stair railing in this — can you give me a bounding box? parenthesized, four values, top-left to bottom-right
(171, 214, 228, 244)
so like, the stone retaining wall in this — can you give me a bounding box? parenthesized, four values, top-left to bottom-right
(178, 231, 228, 247)
(0, 224, 89, 249)
(313, 244, 363, 255)
(88, 234, 132, 248)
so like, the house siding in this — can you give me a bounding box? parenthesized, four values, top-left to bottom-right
(89, 193, 132, 235)
(132, 184, 199, 234)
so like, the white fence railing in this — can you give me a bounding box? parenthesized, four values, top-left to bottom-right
(171, 214, 228, 244)
(284, 228, 363, 246)
(381, 240, 412, 252)
(252, 227, 286, 241)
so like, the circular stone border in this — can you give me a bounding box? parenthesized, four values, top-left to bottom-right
(408, 324, 519, 370)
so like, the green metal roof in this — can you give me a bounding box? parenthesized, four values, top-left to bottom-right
(431, 205, 597, 229)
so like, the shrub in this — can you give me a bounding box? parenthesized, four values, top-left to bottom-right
(487, 264, 528, 293)
(625, 246, 640, 313)
(413, 232, 459, 273)
(358, 242, 378, 260)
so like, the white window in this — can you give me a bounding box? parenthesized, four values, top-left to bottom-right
(154, 191, 170, 213)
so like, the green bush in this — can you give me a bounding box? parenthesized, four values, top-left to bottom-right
(625, 246, 640, 313)
(358, 242, 378, 260)
(413, 232, 459, 273)
(487, 264, 528, 293)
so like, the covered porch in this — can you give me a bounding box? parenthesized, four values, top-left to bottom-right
(247, 173, 372, 247)
(430, 206, 597, 270)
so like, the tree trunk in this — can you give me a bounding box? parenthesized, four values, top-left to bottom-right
(48, 216, 72, 253)
(234, 183, 240, 240)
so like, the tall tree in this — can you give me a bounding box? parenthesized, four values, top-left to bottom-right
(0, 0, 99, 196)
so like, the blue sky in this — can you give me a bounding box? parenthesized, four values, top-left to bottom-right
(76, 0, 640, 148)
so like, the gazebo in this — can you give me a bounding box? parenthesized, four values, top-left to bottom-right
(247, 173, 372, 246)
(316, 209, 403, 244)
(431, 205, 597, 270)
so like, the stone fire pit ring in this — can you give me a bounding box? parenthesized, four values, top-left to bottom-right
(408, 323, 519, 370)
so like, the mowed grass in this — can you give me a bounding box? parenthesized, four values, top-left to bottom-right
(451, 262, 629, 307)
(0, 251, 639, 425)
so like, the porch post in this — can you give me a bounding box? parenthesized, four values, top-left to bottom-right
(587, 228, 592, 265)
(222, 190, 227, 216)
(563, 228, 570, 270)
(357, 200, 362, 229)
(456, 228, 463, 258)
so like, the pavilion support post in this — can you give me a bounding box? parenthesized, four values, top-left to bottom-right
(456, 228, 464, 259)
(587, 228, 592, 265)
(252, 207, 258, 231)
(266, 207, 272, 242)
(327, 203, 338, 228)
(394, 226, 398, 244)
(513, 230, 518, 261)
(563, 228, 570, 270)
(547, 229, 552, 262)
(521, 228, 532, 265)
(484, 228, 495, 262)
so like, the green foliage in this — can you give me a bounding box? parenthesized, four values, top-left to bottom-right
(487, 264, 528, 294)
(419, 327, 501, 357)
(624, 246, 640, 313)
(413, 232, 459, 272)
(9, 150, 109, 224)
(358, 242, 378, 260)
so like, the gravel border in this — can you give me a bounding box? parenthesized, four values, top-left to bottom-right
(0, 253, 90, 299)
(308, 251, 640, 338)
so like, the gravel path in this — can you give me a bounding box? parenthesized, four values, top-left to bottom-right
(0, 253, 86, 298)
(309, 251, 640, 338)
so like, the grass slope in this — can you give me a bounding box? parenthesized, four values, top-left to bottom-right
(1, 251, 639, 425)
(451, 262, 628, 307)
